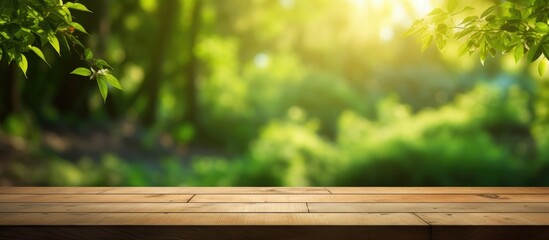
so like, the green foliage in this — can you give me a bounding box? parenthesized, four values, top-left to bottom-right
(9, 83, 548, 186)
(335, 85, 533, 186)
(184, 84, 543, 186)
(246, 111, 341, 186)
(0, 0, 120, 101)
(408, 0, 549, 71)
(70, 67, 92, 77)
(4, 0, 549, 187)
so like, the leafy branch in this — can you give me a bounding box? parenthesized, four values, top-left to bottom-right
(406, 0, 549, 76)
(0, 0, 122, 102)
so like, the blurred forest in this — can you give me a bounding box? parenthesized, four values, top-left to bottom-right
(1, 0, 548, 186)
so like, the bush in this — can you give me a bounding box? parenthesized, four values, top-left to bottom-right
(245, 109, 341, 186)
(334, 84, 534, 186)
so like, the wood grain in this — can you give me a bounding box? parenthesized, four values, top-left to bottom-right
(0, 213, 428, 225)
(308, 203, 549, 213)
(0, 226, 430, 240)
(1, 187, 548, 240)
(100, 187, 330, 195)
(0, 202, 308, 213)
(0, 194, 193, 203)
(190, 194, 549, 203)
(326, 187, 549, 194)
(0, 187, 111, 194)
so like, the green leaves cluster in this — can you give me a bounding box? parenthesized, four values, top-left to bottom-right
(70, 48, 121, 102)
(0, 0, 121, 102)
(407, 0, 549, 76)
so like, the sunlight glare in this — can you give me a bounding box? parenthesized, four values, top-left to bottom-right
(349, 0, 367, 9)
(279, 0, 294, 9)
(379, 26, 394, 42)
(390, 3, 408, 24)
(254, 53, 270, 69)
(410, 0, 434, 16)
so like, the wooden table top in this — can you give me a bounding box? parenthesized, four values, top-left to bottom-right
(0, 187, 548, 240)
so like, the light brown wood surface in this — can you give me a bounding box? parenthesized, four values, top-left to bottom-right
(0, 212, 427, 225)
(0, 187, 547, 240)
(189, 194, 549, 202)
(100, 187, 331, 194)
(0, 202, 308, 213)
(308, 202, 549, 212)
(326, 187, 549, 194)
(0, 194, 193, 202)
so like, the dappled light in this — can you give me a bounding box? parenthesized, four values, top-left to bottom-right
(1, 0, 548, 186)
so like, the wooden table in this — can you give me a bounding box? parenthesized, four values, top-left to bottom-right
(0, 187, 548, 240)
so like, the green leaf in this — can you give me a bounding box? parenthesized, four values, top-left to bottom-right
(59, 35, 71, 51)
(485, 15, 496, 23)
(432, 13, 448, 23)
(70, 22, 88, 34)
(447, 0, 458, 13)
(428, 8, 445, 17)
(68, 35, 85, 49)
(480, 39, 487, 66)
(421, 35, 433, 52)
(28, 45, 49, 66)
(453, 6, 474, 15)
(489, 47, 496, 57)
(539, 59, 546, 76)
(480, 5, 498, 19)
(456, 27, 474, 40)
(95, 59, 113, 69)
(514, 44, 524, 63)
(16, 54, 28, 78)
(84, 48, 93, 60)
(486, 34, 504, 50)
(536, 22, 549, 33)
(60, 6, 72, 20)
(459, 16, 478, 26)
(500, 1, 514, 9)
(70, 67, 92, 77)
(0, 48, 3, 62)
(527, 43, 541, 62)
(6, 48, 16, 63)
(435, 34, 447, 51)
(436, 24, 448, 34)
(47, 34, 60, 55)
(404, 19, 425, 36)
(97, 77, 108, 102)
(458, 42, 470, 56)
(501, 22, 519, 32)
(64, 2, 92, 12)
(103, 73, 123, 90)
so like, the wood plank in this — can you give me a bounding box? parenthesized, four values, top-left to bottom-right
(431, 226, 549, 240)
(308, 203, 549, 213)
(0, 187, 111, 194)
(416, 213, 549, 225)
(190, 194, 549, 203)
(327, 187, 549, 194)
(0, 203, 308, 213)
(0, 226, 430, 240)
(0, 194, 193, 203)
(0, 213, 428, 225)
(100, 187, 330, 195)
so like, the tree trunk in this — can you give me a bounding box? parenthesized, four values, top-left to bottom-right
(138, 0, 180, 126)
(184, 0, 202, 129)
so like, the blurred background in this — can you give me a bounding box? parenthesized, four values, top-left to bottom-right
(0, 0, 548, 186)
